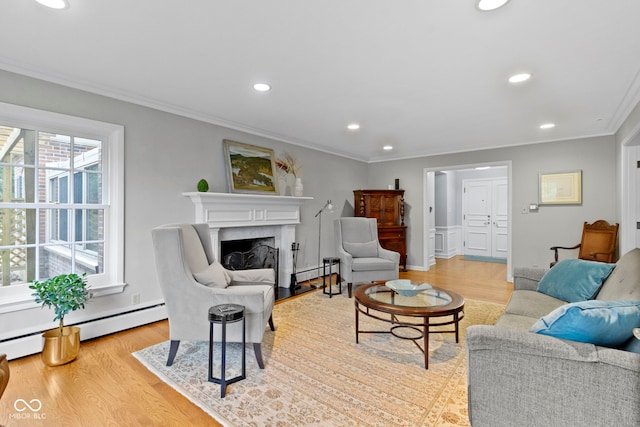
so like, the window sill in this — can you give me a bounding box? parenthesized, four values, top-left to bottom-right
(0, 282, 127, 314)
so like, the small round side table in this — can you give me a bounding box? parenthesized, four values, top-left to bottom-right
(322, 257, 342, 298)
(208, 304, 246, 398)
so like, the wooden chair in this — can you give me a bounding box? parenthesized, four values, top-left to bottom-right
(550, 220, 619, 267)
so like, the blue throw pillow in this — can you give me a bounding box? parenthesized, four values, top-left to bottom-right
(530, 300, 640, 347)
(537, 259, 615, 302)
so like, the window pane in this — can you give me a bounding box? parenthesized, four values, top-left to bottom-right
(74, 172, 83, 203)
(38, 132, 72, 169)
(41, 208, 71, 243)
(60, 209, 69, 241)
(59, 175, 69, 204)
(47, 175, 59, 203)
(42, 169, 72, 203)
(75, 209, 83, 241)
(0, 165, 36, 202)
(40, 244, 72, 279)
(0, 126, 36, 166)
(86, 169, 101, 204)
(76, 242, 103, 275)
(74, 138, 102, 170)
(84, 209, 104, 241)
(0, 208, 36, 245)
(0, 247, 31, 286)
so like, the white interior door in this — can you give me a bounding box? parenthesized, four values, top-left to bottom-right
(492, 179, 508, 258)
(463, 180, 492, 257)
(463, 178, 508, 259)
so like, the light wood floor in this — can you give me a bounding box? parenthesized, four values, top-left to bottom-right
(402, 256, 512, 305)
(1, 256, 511, 427)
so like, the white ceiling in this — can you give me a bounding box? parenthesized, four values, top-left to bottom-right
(2, 1, 640, 162)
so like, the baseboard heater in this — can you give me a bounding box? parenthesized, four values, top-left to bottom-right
(1, 303, 168, 360)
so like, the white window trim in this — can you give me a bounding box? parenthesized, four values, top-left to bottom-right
(0, 102, 125, 314)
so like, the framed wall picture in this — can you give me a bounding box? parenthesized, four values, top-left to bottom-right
(223, 140, 279, 194)
(539, 170, 582, 205)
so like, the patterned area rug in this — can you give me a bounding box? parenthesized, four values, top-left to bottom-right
(133, 290, 504, 426)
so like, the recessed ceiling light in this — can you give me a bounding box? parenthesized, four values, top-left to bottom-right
(253, 83, 271, 92)
(475, 166, 491, 170)
(540, 123, 555, 129)
(477, 0, 510, 11)
(508, 73, 532, 83)
(35, 0, 69, 9)
(383, 145, 393, 151)
(347, 123, 360, 130)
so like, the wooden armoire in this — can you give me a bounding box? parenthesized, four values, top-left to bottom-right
(353, 189, 407, 271)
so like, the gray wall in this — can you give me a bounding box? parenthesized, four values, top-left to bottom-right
(0, 70, 366, 334)
(367, 136, 617, 269)
(434, 172, 449, 227)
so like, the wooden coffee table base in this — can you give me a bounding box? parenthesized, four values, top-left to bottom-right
(354, 284, 465, 369)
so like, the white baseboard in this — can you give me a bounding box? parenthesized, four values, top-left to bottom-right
(1, 304, 168, 360)
(435, 250, 458, 259)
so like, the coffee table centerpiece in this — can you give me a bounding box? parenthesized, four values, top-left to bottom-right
(385, 279, 432, 297)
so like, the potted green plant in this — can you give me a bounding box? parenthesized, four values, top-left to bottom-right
(29, 273, 89, 366)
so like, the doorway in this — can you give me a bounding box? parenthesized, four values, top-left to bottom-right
(423, 162, 512, 280)
(462, 178, 508, 261)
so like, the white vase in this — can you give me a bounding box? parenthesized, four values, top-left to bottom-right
(293, 177, 303, 197)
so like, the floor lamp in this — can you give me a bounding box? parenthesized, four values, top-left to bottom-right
(314, 200, 337, 287)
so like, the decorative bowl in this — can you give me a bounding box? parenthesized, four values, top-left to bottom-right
(385, 279, 432, 297)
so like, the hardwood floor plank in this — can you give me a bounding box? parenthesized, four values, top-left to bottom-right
(0, 256, 511, 426)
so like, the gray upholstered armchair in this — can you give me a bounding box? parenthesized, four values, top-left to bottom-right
(151, 224, 275, 368)
(334, 217, 400, 297)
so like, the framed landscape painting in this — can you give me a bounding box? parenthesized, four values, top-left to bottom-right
(223, 140, 279, 194)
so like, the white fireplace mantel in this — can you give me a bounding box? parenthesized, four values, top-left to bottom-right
(183, 192, 312, 228)
(183, 192, 312, 288)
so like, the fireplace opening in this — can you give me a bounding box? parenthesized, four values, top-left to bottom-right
(220, 237, 279, 287)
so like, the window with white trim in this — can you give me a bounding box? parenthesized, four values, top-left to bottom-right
(0, 102, 124, 310)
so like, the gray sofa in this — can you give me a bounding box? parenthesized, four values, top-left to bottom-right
(467, 248, 640, 427)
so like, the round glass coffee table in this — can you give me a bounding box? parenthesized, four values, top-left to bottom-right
(354, 281, 465, 369)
